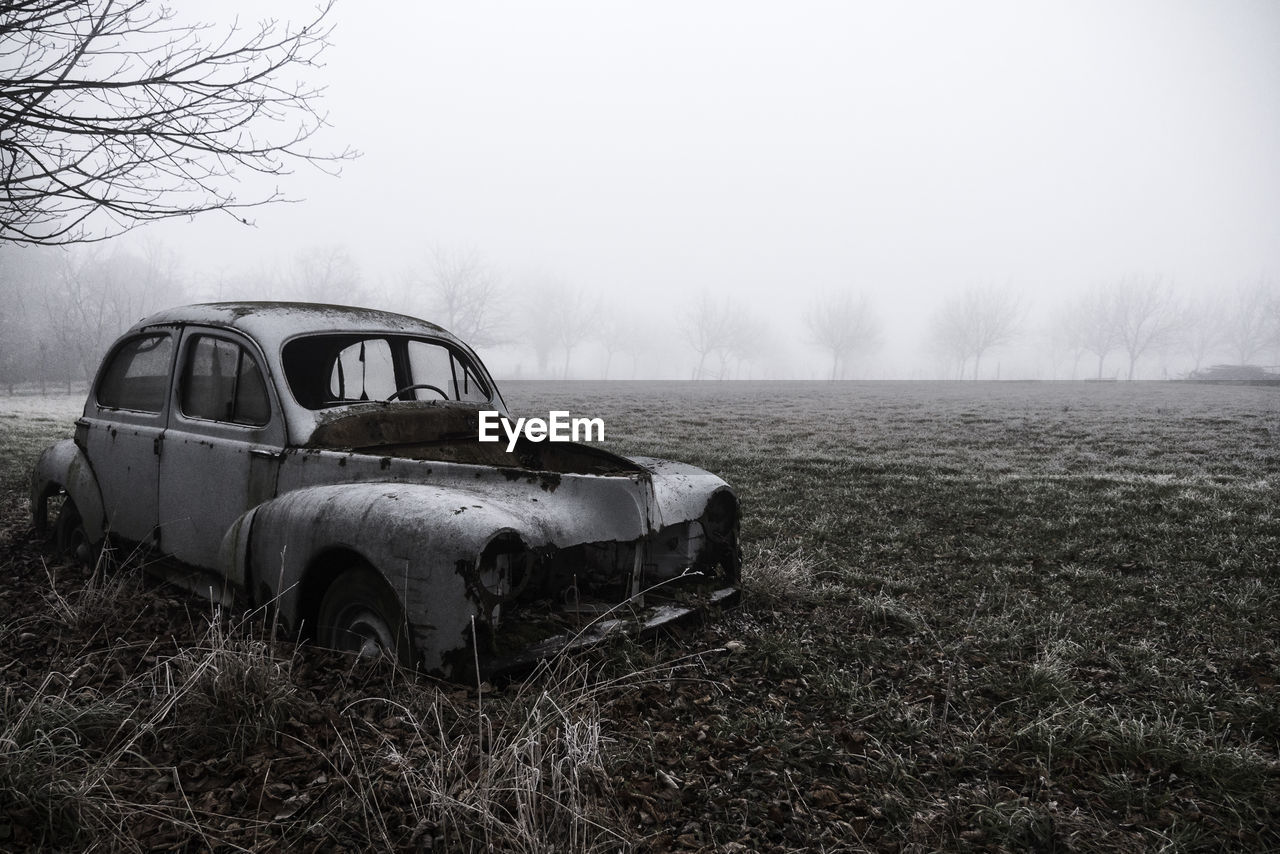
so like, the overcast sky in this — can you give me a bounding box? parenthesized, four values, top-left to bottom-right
(149, 0, 1279, 377)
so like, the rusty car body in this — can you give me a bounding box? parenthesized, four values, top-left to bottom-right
(30, 302, 740, 678)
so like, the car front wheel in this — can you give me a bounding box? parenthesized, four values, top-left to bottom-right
(316, 566, 416, 667)
(54, 498, 98, 569)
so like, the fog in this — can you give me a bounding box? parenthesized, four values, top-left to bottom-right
(7, 0, 1280, 380)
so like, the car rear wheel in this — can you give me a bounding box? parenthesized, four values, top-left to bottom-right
(316, 566, 416, 667)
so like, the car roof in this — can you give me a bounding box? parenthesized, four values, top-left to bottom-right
(130, 302, 460, 349)
(120, 302, 501, 445)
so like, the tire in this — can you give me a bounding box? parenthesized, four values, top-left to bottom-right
(316, 566, 416, 667)
(53, 498, 97, 569)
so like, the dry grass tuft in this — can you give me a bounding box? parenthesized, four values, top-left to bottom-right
(336, 659, 631, 852)
(150, 607, 301, 760)
(0, 678, 130, 846)
(741, 541, 830, 607)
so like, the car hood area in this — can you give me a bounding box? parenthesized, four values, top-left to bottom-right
(247, 427, 738, 675)
(305, 401, 641, 477)
(280, 420, 728, 549)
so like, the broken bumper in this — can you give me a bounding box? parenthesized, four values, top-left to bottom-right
(486, 585, 740, 675)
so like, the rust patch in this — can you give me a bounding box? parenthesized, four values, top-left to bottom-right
(499, 468, 562, 492)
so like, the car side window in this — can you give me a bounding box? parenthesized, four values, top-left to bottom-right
(97, 333, 173, 412)
(180, 335, 271, 426)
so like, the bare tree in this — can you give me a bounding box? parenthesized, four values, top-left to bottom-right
(556, 288, 598, 379)
(410, 246, 505, 345)
(725, 312, 774, 379)
(592, 308, 659, 378)
(522, 278, 596, 378)
(929, 309, 970, 380)
(716, 311, 746, 379)
(1270, 290, 1280, 360)
(1111, 275, 1181, 380)
(1220, 277, 1275, 365)
(1179, 294, 1225, 374)
(1059, 287, 1121, 379)
(38, 243, 188, 385)
(593, 305, 651, 379)
(1, 1, 353, 245)
(682, 293, 743, 380)
(679, 296, 766, 379)
(804, 291, 882, 379)
(523, 287, 559, 377)
(594, 308, 622, 380)
(928, 286, 1022, 380)
(622, 326, 655, 378)
(0, 246, 49, 391)
(283, 245, 364, 305)
(1048, 312, 1086, 379)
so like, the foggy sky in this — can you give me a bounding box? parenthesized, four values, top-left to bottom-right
(142, 0, 1279, 377)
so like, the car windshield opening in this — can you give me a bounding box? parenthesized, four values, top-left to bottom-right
(283, 334, 492, 409)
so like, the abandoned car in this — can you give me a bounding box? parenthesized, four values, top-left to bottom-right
(30, 302, 740, 678)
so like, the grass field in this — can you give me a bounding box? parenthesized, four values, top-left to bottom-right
(1, 381, 1277, 852)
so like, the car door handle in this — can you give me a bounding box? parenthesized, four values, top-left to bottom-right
(250, 448, 283, 460)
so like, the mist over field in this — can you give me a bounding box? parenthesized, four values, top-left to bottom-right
(2, 1, 1279, 384)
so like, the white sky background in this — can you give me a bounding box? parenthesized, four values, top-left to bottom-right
(148, 0, 1280, 379)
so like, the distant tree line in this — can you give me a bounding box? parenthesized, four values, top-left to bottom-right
(925, 275, 1280, 381)
(1049, 276, 1277, 381)
(2, 239, 1278, 391)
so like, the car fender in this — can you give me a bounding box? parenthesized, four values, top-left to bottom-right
(30, 439, 106, 544)
(236, 482, 544, 672)
(626, 456, 735, 530)
(217, 505, 259, 593)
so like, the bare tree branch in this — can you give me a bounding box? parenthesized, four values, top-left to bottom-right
(1, 0, 355, 245)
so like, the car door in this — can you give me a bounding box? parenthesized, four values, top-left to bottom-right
(82, 330, 176, 547)
(157, 329, 284, 573)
